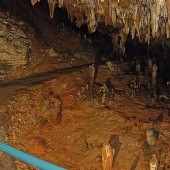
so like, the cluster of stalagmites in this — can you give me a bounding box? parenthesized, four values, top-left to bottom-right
(31, 0, 169, 53)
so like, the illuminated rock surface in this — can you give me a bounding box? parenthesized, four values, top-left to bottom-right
(34, 0, 170, 51)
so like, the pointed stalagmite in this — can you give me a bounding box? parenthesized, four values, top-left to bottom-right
(149, 154, 158, 170)
(147, 122, 156, 145)
(88, 64, 95, 94)
(102, 143, 114, 170)
(48, 0, 56, 18)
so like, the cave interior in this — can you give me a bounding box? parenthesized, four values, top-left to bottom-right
(0, 0, 170, 170)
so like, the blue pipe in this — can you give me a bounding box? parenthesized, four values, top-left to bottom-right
(0, 142, 67, 170)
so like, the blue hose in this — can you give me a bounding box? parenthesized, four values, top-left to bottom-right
(0, 142, 67, 170)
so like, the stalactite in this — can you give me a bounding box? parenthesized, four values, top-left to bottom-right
(119, 28, 128, 55)
(48, 0, 56, 18)
(108, 1, 117, 25)
(166, 21, 170, 38)
(31, 0, 40, 6)
(166, 0, 170, 25)
(30, 0, 170, 56)
(112, 33, 120, 54)
(151, 4, 157, 37)
(87, 6, 98, 33)
(58, 0, 64, 8)
(97, 2, 105, 15)
(131, 26, 136, 39)
(75, 5, 84, 28)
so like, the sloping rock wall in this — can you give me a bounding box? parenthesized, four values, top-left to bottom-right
(0, 12, 31, 79)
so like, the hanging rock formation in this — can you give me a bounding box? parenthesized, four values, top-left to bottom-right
(30, 0, 170, 54)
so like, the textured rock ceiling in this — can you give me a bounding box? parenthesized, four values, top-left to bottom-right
(31, 0, 170, 53)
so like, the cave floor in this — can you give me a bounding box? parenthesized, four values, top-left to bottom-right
(0, 10, 170, 170)
(1, 60, 170, 170)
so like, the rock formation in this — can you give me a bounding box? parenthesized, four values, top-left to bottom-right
(0, 12, 31, 78)
(30, 0, 170, 54)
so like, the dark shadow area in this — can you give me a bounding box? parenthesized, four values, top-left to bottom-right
(145, 105, 170, 110)
(0, 0, 8, 10)
(0, 61, 109, 88)
(109, 134, 121, 165)
(130, 155, 140, 170)
(126, 37, 148, 60)
(155, 113, 163, 122)
(145, 105, 170, 117)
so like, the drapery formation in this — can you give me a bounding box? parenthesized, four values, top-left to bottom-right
(31, 0, 170, 53)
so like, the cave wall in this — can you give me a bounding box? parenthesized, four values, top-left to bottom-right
(0, 11, 31, 79)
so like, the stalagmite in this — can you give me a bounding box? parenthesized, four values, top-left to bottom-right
(48, 0, 56, 18)
(147, 122, 156, 145)
(101, 84, 107, 104)
(149, 154, 158, 170)
(88, 64, 95, 94)
(106, 61, 114, 74)
(102, 143, 114, 170)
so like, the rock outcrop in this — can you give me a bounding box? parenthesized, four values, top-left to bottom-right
(0, 12, 31, 79)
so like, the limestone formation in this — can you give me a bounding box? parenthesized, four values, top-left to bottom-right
(149, 154, 158, 170)
(29, 0, 170, 54)
(48, 0, 56, 18)
(102, 143, 114, 170)
(88, 64, 95, 94)
(0, 13, 31, 79)
(147, 122, 156, 145)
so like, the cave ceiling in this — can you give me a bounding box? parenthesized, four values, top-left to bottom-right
(31, 1, 170, 35)
(30, 0, 170, 53)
